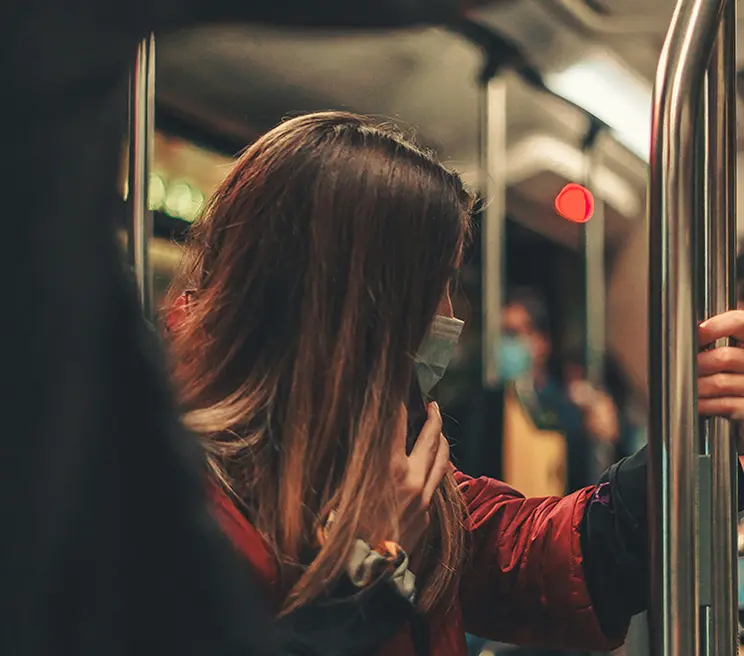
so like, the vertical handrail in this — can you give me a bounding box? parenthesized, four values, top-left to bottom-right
(583, 139, 605, 392)
(704, 2, 738, 653)
(479, 76, 507, 388)
(648, 1, 731, 656)
(581, 123, 613, 482)
(127, 35, 156, 320)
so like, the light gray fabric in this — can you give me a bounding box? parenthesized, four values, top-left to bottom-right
(346, 539, 416, 602)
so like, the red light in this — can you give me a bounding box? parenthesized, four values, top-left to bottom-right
(554, 183, 595, 223)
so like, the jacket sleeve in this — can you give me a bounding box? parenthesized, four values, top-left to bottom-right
(580, 445, 744, 638)
(456, 471, 627, 651)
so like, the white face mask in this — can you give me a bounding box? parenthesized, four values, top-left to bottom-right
(414, 315, 465, 394)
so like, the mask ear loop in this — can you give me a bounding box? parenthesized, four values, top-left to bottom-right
(429, 315, 465, 341)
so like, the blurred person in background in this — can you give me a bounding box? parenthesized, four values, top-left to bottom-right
(562, 354, 647, 481)
(466, 291, 628, 656)
(498, 287, 621, 492)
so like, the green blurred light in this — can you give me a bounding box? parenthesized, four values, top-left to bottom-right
(148, 173, 167, 210)
(143, 174, 206, 222)
(164, 181, 194, 220)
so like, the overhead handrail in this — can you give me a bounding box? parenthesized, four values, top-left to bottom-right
(550, 0, 670, 34)
(453, 19, 615, 132)
(647, 1, 736, 655)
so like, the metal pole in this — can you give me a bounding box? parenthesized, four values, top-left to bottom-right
(648, 1, 728, 655)
(703, 3, 738, 654)
(479, 75, 507, 388)
(698, 68, 713, 654)
(127, 35, 156, 320)
(581, 124, 612, 481)
(583, 141, 605, 391)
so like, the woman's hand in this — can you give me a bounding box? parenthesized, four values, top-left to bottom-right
(698, 310, 744, 420)
(389, 401, 450, 556)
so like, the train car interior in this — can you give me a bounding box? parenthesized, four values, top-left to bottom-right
(118, 1, 744, 654)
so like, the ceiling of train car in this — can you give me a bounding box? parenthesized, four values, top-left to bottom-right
(155, 0, 742, 243)
(157, 26, 483, 163)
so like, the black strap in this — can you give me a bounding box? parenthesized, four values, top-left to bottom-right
(275, 577, 416, 656)
(410, 614, 430, 656)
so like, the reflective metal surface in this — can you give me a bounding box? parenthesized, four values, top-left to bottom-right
(703, 3, 739, 653)
(647, 1, 729, 654)
(479, 77, 507, 388)
(128, 35, 156, 320)
(582, 131, 614, 480)
(583, 135, 606, 391)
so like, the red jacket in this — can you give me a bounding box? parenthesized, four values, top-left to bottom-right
(209, 472, 626, 656)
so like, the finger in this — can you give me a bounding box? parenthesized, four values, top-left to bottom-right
(699, 311, 744, 347)
(592, 395, 616, 413)
(698, 373, 744, 398)
(583, 396, 615, 426)
(421, 434, 450, 507)
(601, 393, 618, 411)
(568, 381, 595, 407)
(408, 402, 442, 473)
(698, 346, 744, 376)
(698, 397, 744, 419)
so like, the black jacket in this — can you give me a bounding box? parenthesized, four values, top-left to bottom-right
(2, 2, 461, 655)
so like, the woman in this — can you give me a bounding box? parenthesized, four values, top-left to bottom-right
(165, 112, 744, 655)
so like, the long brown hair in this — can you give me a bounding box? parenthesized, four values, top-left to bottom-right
(166, 112, 472, 616)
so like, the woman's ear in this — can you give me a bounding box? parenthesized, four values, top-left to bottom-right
(165, 293, 191, 333)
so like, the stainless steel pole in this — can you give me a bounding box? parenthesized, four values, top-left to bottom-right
(698, 66, 713, 654)
(648, 1, 728, 655)
(703, 3, 738, 654)
(582, 130, 613, 482)
(127, 35, 156, 320)
(584, 141, 605, 391)
(479, 77, 507, 388)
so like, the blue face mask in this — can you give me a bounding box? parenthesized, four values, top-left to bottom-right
(497, 335, 533, 382)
